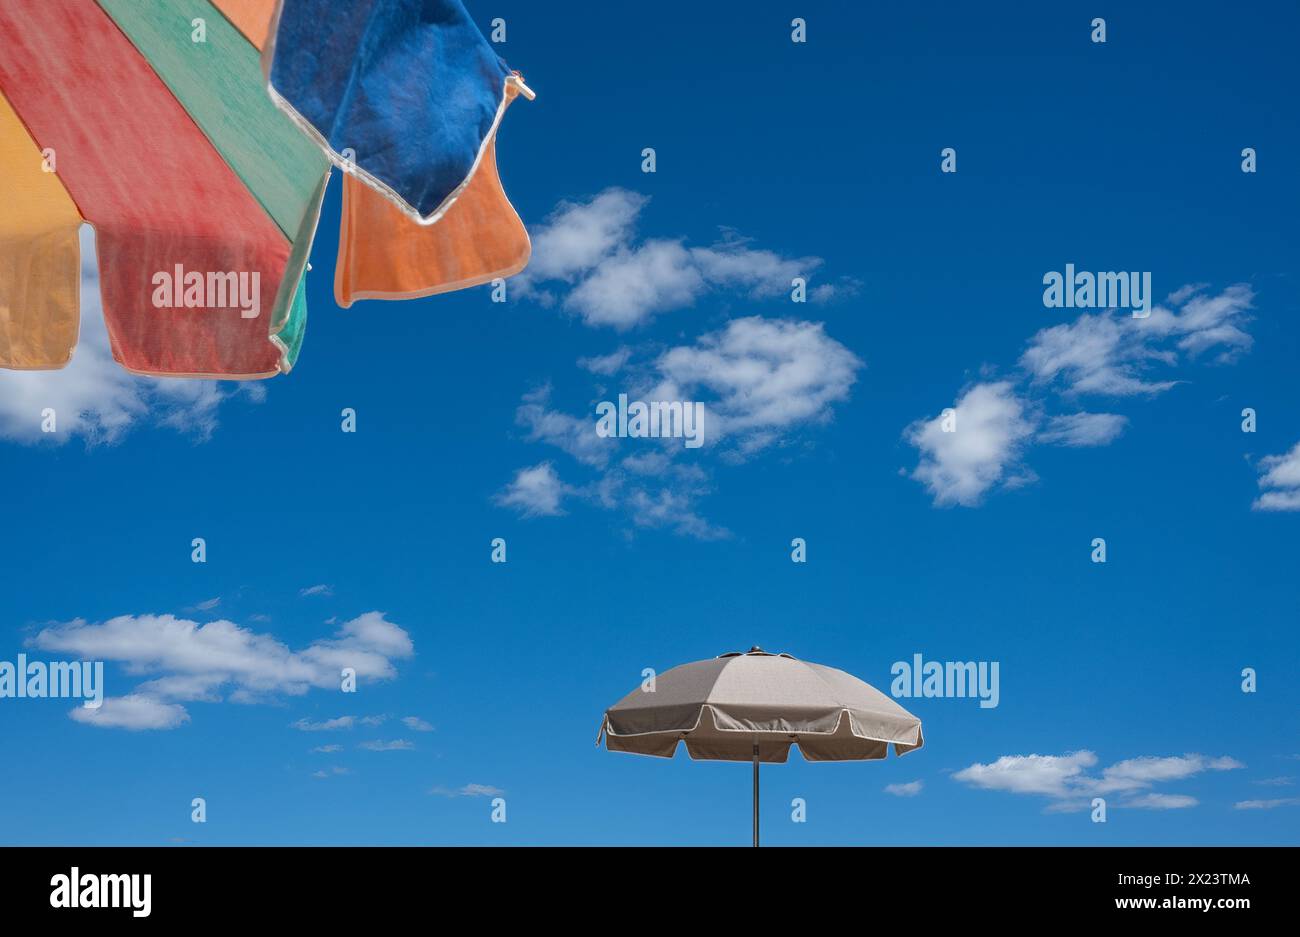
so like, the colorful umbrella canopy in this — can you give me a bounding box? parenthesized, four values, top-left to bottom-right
(0, 0, 530, 378)
(598, 647, 924, 845)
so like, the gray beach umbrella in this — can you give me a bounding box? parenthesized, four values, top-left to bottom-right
(597, 647, 923, 846)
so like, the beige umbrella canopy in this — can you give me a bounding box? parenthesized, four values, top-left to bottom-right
(598, 647, 923, 845)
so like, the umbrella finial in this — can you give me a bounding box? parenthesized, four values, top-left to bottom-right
(749, 646, 764, 654)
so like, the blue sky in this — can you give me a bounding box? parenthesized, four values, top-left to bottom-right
(1, 1, 1298, 845)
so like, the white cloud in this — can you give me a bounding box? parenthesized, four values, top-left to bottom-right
(579, 347, 631, 376)
(1147, 284, 1255, 361)
(566, 239, 706, 329)
(1038, 412, 1128, 448)
(1166, 283, 1208, 305)
(884, 780, 923, 797)
(954, 750, 1242, 810)
(585, 453, 724, 539)
(1094, 754, 1243, 793)
(358, 739, 414, 751)
(954, 751, 1097, 798)
(689, 242, 814, 298)
(194, 597, 222, 612)
(514, 386, 614, 468)
(521, 189, 825, 329)
(1020, 284, 1254, 397)
(498, 318, 859, 537)
(331, 612, 413, 660)
(32, 612, 414, 730)
(300, 584, 334, 597)
(0, 226, 258, 446)
(311, 744, 343, 753)
(621, 482, 729, 540)
(293, 717, 359, 731)
(429, 783, 504, 797)
(495, 462, 569, 517)
(402, 716, 434, 732)
(134, 674, 226, 702)
(1123, 793, 1199, 810)
(69, 694, 189, 731)
(498, 457, 725, 538)
(524, 189, 647, 284)
(655, 317, 861, 455)
(292, 715, 384, 731)
(908, 284, 1254, 505)
(1234, 797, 1300, 810)
(907, 382, 1037, 507)
(1021, 313, 1175, 397)
(810, 278, 862, 303)
(1253, 441, 1300, 512)
(501, 191, 860, 537)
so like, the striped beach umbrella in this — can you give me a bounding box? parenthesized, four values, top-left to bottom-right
(0, 0, 531, 378)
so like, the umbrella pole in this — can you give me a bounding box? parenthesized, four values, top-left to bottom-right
(752, 742, 760, 848)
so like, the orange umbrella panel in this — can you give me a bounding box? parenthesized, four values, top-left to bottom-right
(0, 90, 83, 370)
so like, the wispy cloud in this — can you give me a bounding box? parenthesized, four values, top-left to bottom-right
(514, 386, 616, 468)
(1037, 412, 1128, 448)
(294, 715, 386, 731)
(884, 780, 924, 797)
(69, 694, 189, 731)
(654, 317, 861, 456)
(1252, 441, 1300, 512)
(299, 584, 334, 598)
(497, 318, 860, 537)
(579, 347, 631, 376)
(311, 744, 343, 753)
(906, 284, 1255, 506)
(1124, 793, 1199, 810)
(1020, 284, 1253, 396)
(518, 188, 846, 329)
(31, 612, 414, 730)
(495, 462, 570, 517)
(294, 717, 359, 732)
(358, 739, 414, 752)
(498, 188, 864, 538)
(401, 716, 434, 732)
(956, 751, 1097, 797)
(1233, 797, 1300, 810)
(429, 783, 504, 798)
(522, 189, 647, 286)
(954, 751, 1242, 811)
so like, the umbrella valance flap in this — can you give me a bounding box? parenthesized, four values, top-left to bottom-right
(263, 0, 532, 225)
